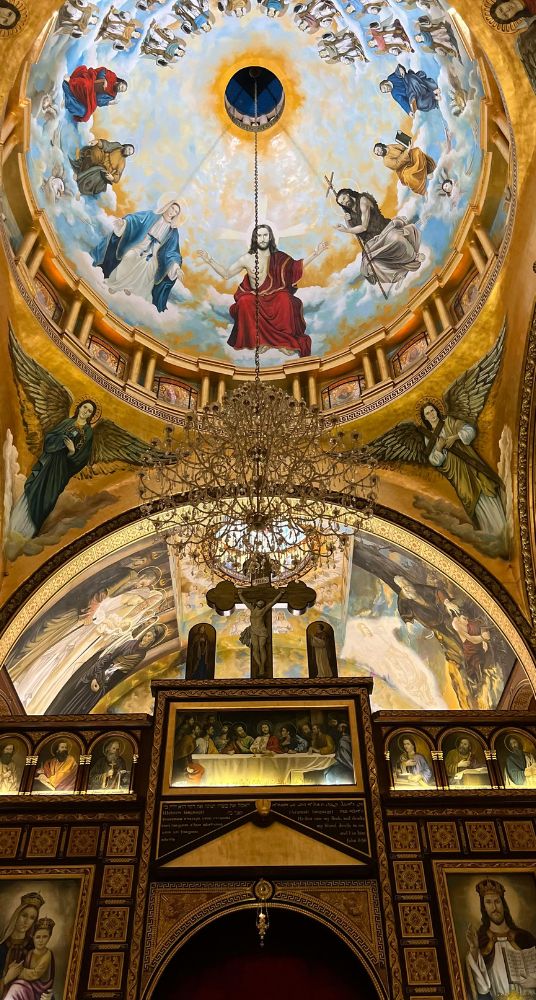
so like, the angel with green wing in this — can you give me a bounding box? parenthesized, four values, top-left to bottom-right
(8, 329, 148, 540)
(368, 327, 507, 545)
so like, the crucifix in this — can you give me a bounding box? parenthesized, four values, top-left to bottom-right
(206, 578, 316, 679)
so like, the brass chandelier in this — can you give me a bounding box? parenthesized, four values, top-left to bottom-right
(139, 72, 378, 586)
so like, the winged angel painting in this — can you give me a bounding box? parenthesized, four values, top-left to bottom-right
(368, 326, 511, 558)
(4, 329, 148, 559)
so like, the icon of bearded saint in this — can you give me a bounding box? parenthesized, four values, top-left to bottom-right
(366, 325, 508, 552)
(7, 327, 148, 542)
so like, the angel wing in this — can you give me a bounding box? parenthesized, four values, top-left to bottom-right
(78, 418, 149, 478)
(367, 421, 429, 467)
(443, 323, 505, 424)
(8, 327, 73, 449)
(518, 23, 536, 98)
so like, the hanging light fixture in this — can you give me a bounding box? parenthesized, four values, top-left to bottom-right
(139, 72, 378, 586)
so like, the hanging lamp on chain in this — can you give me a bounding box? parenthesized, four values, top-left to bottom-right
(139, 73, 378, 586)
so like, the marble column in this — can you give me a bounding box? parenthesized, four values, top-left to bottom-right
(307, 374, 318, 408)
(217, 376, 226, 404)
(375, 345, 390, 382)
(422, 305, 438, 342)
(475, 225, 496, 260)
(1, 135, 18, 165)
(292, 376, 302, 401)
(78, 309, 95, 347)
(144, 354, 157, 392)
(492, 130, 509, 163)
(0, 111, 17, 143)
(129, 346, 143, 385)
(63, 296, 82, 336)
(16, 228, 38, 265)
(199, 373, 211, 408)
(27, 245, 45, 279)
(434, 293, 451, 332)
(361, 353, 375, 390)
(469, 240, 486, 275)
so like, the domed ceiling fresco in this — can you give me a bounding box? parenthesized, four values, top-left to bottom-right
(25, 0, 497, 367)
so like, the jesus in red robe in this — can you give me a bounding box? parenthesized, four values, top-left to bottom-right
(199, 225, 328, 358)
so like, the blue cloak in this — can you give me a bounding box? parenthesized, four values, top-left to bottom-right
(91, 210, 182, 312)
(388, 65, 439, 115)
(24, 417, 93, 533)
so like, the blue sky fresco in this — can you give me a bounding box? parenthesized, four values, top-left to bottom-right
(27, 0, 484, 367)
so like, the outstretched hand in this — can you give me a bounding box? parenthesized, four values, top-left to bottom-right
(314, 240, 329, 257)
(198, 249, 211, 262)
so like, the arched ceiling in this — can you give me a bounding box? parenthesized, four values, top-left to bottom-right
(0, 0, 535, 716)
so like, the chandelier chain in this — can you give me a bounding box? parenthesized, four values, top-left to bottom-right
(254, 77, 260, 384)
(138, 70, 379, 586)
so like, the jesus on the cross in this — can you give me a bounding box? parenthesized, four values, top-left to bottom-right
(198, 224, 328, 358)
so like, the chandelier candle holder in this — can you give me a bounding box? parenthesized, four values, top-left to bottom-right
(138, 389, 377, 585)
(139, 71, 378, 585)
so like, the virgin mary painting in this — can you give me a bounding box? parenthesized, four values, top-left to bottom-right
(0, 893, 44, 994)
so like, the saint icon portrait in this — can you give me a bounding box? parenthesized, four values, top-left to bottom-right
(199, 224, 328, 357)
(306, 621, 338, 677)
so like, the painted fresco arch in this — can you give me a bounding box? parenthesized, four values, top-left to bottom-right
(0, 508, 534, 717)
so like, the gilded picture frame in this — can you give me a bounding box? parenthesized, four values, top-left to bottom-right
(433, 859, 536, 1000)
(0, 865, 94, 999)
(163, 700, 364, 796)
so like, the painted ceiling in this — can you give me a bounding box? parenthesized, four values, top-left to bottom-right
(0, 0, 535, 717)
(24, 0, 497, 366)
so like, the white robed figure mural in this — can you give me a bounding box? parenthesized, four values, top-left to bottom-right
(91, 195, 184, 312)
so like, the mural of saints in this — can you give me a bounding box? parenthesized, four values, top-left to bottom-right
(368, 326, 507, 551)
(7, 329, 148, 543)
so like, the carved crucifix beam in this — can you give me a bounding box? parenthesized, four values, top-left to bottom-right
(206, 579, 316, 679)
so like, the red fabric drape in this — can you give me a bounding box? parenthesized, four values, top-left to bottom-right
(228, 251, 311, 357)
(68, 65, 117, 123)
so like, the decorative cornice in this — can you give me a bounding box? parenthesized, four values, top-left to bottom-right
(517, 300, 536, 626)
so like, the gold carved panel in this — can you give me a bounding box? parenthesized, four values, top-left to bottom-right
(67, 826, 100, 857)
(390, 822, 420, 853)
(95, 906, 129, 943)
(427, 821, 460, 854)
(107, 825, 138, 857)
(504, 820, 536, 852)
(465, 821, 499, 853)
(405, 947, 441, 986)
(26, 826, 61, 858)
(101, 864, 135, 898)
(88, 952, 124, 991)
(0, 828, 20, 858)
(399, 902, 433, 939)
(393, 861, 426, 895)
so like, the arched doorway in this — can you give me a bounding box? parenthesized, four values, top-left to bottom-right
(153, 907, 382, 999)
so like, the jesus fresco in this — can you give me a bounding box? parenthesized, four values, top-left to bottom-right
(199, 225, 328, 357)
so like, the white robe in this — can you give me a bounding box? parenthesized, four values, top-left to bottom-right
(106, 217, 173, 301)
